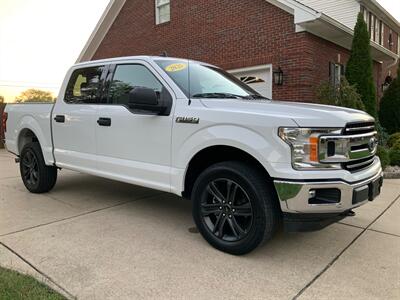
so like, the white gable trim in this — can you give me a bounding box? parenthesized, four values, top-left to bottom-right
(266, 0, 398, 61)
(76, 0, 126, 63)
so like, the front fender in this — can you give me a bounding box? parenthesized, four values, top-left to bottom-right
(170, 124, 289, 194)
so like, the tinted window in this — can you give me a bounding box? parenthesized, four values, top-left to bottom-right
(64, 66, 104, 104)
(108, 64, 163, 105)
(155, 59, 263, 99)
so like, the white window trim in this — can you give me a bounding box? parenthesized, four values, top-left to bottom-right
(155, 0, 170, 25)
(398, 35, 400, 55)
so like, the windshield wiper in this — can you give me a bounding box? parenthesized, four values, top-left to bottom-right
(192, 93, 253, 99)
(249, 94, 270, 100)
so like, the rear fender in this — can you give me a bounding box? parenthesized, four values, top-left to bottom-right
(16, 115, 53, 164)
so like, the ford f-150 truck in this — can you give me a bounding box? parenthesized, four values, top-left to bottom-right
(3, 56, 383, 255)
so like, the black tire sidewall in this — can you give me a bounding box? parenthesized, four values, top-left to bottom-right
(20, 142, 56, 193)
(192, 162, 272, 255)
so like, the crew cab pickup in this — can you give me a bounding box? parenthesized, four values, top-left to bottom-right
(3, 56, 383, 255)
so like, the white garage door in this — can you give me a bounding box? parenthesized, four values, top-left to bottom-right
(229, 65, 272, 99)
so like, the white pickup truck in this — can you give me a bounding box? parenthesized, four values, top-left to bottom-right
(3, 56, 383, 254)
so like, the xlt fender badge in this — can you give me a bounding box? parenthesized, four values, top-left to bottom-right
(176, 117, 200, 124)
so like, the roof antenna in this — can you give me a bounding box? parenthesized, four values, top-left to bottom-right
(160, 51, 168, 57)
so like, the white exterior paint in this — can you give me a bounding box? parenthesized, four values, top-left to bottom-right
(297, 0, 360, 30)
(229, 65, 273, 99)
(4, 56, 380, 213)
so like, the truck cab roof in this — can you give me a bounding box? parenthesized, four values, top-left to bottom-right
(74, 55, 212, 68)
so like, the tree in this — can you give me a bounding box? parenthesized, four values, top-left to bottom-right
(346, 13, 377, 117)
(0, 95, 4, 103)
(15, 89, 54, 103)
(316, 77, 365, 111)
(379, 63, 400, 134)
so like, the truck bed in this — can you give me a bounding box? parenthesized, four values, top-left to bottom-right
(4, 103, 55, 164)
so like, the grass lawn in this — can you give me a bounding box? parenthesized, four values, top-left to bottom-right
(0, 266, 66, 300)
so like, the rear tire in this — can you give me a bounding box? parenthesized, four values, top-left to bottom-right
(192, 161, 280, 255)
(20, 142, 57, 193)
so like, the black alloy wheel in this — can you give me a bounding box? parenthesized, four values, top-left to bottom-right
(19, 142, 58, 193)
(21, 149, 39, 188)
(192, 161, 280, 255)
(200, 178, 253, 242)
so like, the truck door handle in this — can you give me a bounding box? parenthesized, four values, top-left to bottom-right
(97, 117, 111, 127)
(54, 115, 65, 123)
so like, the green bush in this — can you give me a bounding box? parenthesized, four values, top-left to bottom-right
(389, 149, 400, 166)
(389, 141, 400, 166)
(376, 146, 390, 170)
(387, 132, 400, 148)
(376, 121, 389, 147)
(346, 13, 377, 117)
(316, 77, 365, 110)
(379, 64, 400, 134)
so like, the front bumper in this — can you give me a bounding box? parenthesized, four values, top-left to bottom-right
(274, 169, 383, 214)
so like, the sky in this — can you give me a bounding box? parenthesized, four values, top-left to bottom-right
(0, 0, 399, 102)
(0, 0, 109, 102)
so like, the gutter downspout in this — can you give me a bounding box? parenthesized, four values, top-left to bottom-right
(387, 57, 399, 71)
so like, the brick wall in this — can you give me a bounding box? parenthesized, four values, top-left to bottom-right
(93, 0, 385, 103)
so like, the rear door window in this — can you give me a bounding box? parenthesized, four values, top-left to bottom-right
(64, 66, 105, 104)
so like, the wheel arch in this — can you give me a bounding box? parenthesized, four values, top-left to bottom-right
(182, 145, 273, 198)
(18, 128, 40, 154)
(15, 115, 53, 164)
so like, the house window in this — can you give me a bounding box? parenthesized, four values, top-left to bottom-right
(362, 7, 369, 27)
(156, 0, 170, 24)
(389, 30, 393, 50)
(329, 62, 344, 87)
(380, 21, 384, 46)
(370, 14, 375, 41)
(375, 17, 379, 42)
(239, 76, 265, 84)
(398, 35, 400, 55)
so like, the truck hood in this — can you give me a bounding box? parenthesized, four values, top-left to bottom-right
(200, 99, 374, 127)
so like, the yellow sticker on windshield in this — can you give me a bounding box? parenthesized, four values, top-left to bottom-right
(165, 63, 187, 72)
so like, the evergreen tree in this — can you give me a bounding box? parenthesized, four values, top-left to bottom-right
(379, 64, 400, 134)
(346, 13, 377, 117)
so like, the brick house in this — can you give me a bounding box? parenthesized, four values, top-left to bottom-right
(77, 0, 400, 102)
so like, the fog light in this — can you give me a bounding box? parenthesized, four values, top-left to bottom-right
(308, 188, 341, 205)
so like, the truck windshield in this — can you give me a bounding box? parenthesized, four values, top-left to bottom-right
(155, 59, 267, 99)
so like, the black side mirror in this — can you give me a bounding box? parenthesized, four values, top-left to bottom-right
(128, 86, 172, 116)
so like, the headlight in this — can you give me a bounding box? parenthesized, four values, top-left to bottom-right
(278, 127, 342, 170)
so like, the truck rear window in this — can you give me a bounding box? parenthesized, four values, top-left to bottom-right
(64, 66, 104, 104)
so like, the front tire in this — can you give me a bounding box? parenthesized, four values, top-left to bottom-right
(20, 142, 57, 193)
(192, 161, 280, 255)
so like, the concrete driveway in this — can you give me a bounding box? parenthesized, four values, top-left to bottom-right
(0, 149, 399, 300)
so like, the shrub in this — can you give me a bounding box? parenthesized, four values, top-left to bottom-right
(377, 146, 390, 170)
(389, 149, 400, 166)
(346, 13, 377, 117)
(376, 121, 389, 147)
(387, 132, 400, 148)
(379, 64, 400, 134)
(316, 77, 365, 110)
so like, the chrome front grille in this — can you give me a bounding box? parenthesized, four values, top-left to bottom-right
(343, 121, 375, 135)
(319, 121, 377, 172)
(343, 156, 376, 172)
